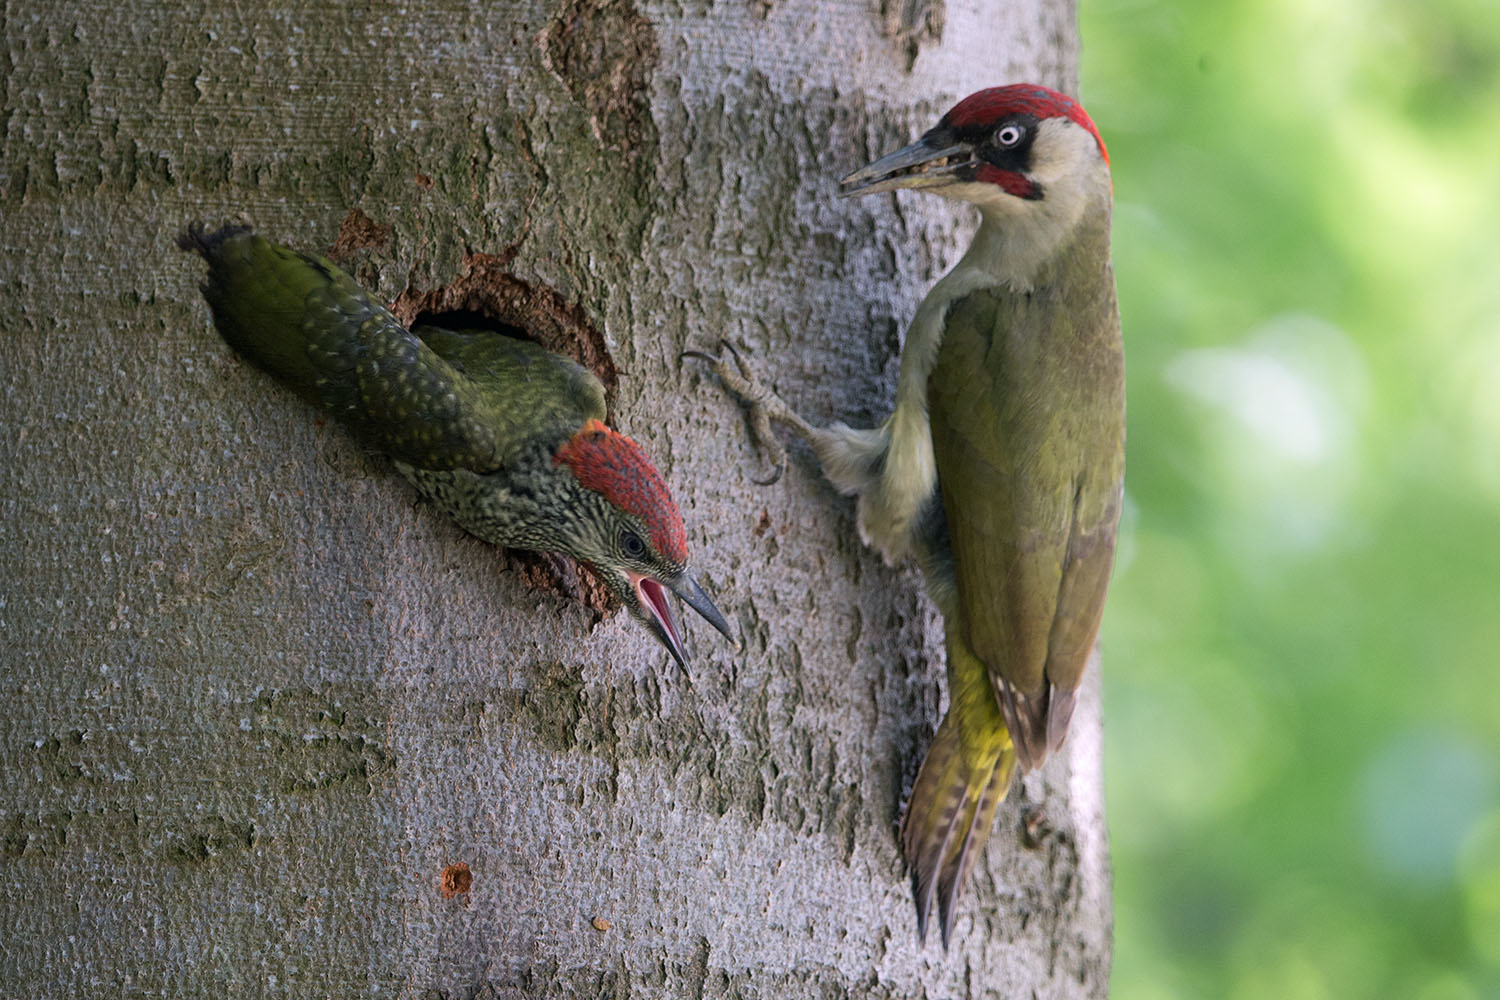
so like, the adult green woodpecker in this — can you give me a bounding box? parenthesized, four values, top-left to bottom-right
(181, 222, 733, 669)
(694, 85, 1123, 945)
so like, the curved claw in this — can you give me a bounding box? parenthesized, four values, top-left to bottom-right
(683, 340, 793, 486)
(751, 464, 784, 487)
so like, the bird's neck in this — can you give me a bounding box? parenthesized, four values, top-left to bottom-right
(893, 198, 1109, 422)
(962, 215, 1026, 287)
(954, 163, 1114, 291)
(395, 440, 599, 559)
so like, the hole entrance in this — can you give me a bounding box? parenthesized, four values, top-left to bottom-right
(410, 308, 529, 342)
(391, 251, 618, 398)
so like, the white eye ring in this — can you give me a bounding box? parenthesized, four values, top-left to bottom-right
(996, 124, 1024, 147)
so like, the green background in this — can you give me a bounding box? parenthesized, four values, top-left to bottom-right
(1080, 0, 1500, 996)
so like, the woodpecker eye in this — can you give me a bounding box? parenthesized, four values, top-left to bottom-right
(620, 530, 647, 559)
(995, 124, 1025, 148)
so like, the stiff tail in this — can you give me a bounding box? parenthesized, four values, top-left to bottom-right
(996, 678, 1081, 774)
(900, 705, 1017, 947)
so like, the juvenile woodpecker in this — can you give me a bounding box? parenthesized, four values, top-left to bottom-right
(181, 223, 733, 669)
(693, 85, 1123, 944)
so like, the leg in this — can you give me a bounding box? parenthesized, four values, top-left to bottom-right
(683, 341, 819, 485)
(686, 343, 906, 559)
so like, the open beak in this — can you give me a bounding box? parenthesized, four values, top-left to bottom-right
(631, 570, 736, 672)
(839, 136, 972, 198)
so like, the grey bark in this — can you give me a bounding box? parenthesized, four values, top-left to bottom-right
(0, 0, 1110, 996)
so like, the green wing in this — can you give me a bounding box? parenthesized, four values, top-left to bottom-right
(412, 324, 606, 464)
(926, 286, 1124, 768)
(184, 224, 605, 470)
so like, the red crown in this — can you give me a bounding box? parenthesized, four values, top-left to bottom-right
(555, 419, 688, 565)
(944, 84, 1108, 165)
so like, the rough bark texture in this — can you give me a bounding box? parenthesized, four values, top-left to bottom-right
(0, 0, 1109, 996)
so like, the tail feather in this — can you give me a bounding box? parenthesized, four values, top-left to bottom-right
(997, 676, 1083, 774)
(935, 751, 1015, 944)
(900, 709, 1017, 947)
(176, 220, 252, 260)
(995, 681, 1041, 774)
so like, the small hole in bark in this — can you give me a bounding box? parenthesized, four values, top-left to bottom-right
(330, 207, 392, 257)
(440, 862, 473, 898)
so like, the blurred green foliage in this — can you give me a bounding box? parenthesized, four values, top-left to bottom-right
(1079, 0, 1500, 995)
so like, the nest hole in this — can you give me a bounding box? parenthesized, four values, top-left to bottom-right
(410, 308, 529, 341)
(391, 256, 620, 621)
(391, 252, 618, 402)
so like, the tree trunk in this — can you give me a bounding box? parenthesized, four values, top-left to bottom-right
(0, 0, 1109, 995)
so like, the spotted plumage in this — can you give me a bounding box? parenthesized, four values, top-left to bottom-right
(555, 419, 689, 565)
(180, 222, 733, 668)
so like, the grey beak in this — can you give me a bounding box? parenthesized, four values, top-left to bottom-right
(672, 572, 736, 646)
(839, 138, 972, 198)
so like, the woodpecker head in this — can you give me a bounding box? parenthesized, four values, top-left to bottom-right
(841, 84, 1111, 253)
(554, 419, 734, 670)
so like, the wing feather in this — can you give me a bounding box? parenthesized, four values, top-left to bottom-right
(185, 225, 606, 474)
(927, 286, 1123, 770)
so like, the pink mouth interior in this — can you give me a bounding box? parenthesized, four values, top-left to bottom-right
(638, 577, 679, 644)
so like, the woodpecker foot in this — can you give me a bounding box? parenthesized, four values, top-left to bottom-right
(683, 341, 814, 486)
(1021, 805, 1055, 849)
